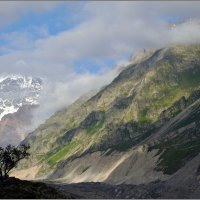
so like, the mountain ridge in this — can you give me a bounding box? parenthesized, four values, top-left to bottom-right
(12, 44, 200, 193)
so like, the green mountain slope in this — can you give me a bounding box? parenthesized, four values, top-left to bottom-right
(13, 44, 200, 184)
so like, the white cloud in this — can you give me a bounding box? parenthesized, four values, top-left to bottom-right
(0, 1, 65, 27)
(1, 1, 200, 126)
(1, 2, 200, 78)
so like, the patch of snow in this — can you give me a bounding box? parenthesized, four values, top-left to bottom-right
(0, 105, 18, 119)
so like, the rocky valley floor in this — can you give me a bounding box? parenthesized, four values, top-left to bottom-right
(46, 151, 200, 199)
(1, 176, 200, 199)
(46, 178, 200, 199)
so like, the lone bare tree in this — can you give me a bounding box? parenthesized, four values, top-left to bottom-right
(0, 144, 30, 179)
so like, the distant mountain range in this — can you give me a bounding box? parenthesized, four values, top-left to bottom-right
(0, 75, 42, 147)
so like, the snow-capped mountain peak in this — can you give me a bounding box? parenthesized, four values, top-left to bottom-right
(0, 75, 42, 120)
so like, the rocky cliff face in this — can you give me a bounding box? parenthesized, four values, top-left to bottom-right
(12, 45, 200, 189)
